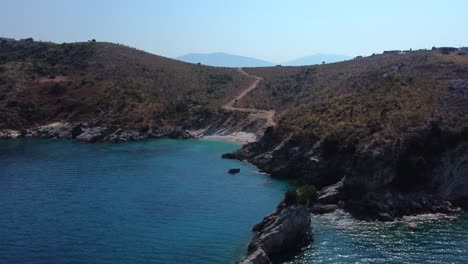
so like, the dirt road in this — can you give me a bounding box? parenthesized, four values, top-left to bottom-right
(222, 68, 275, 127)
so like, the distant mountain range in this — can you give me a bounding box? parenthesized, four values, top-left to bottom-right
(284, 54, 353, 66)
(176, 52, 353, 67)
(175, 52, 274, 67)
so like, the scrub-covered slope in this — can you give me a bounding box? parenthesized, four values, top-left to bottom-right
(0, 39, 251, 129)
(227, 50, 468, 220)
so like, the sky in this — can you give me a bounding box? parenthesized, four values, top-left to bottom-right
(1, 0, 467, 62)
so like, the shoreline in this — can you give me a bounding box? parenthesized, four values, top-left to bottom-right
(2, 125, 466, 264)
(201, 132, 258, 145)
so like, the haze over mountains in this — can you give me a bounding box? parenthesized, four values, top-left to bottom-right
(175, 53, 274, 67)
(176, 52, 353, 67)
(284, 53, 354, 66)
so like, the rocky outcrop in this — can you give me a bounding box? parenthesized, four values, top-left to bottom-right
(75, 126, 108, 142)
(103, 128, 148, 142)
(345, 191, 462, 221)
(223, 128, 352, 188)
(225, 122, 467, 221)
(317, 178, 344, 204)
(237, 249, 269, 264)
(0, 129, 21, 139)
(339, 123, 467, 219)
(192, 111, 267, 138)
(433, 142, 468, 202)
(344, 123, 467, 196)
(310, 204, 338, 214)
(0, 122, 194, 143)
(238, 202, 311, 264)
(27, 122, 76, 139)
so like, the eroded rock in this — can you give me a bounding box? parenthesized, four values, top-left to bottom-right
(239, 203, 311, 264)
(311, 204, 338, 214)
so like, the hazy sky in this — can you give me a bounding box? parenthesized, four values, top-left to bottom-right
(1, 0, 467, 62)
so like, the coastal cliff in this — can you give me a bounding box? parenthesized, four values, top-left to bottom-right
(224, 122, 466, 221)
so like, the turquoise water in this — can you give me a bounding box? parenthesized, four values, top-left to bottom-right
(1, 139, 467, 264)
(284, 211, 468, 264)
(0, 139, 290, 264)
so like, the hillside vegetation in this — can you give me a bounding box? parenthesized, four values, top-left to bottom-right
(0, 39, 250, 129)
(239, 52, 468, 146)
(1, 39, 467, 147)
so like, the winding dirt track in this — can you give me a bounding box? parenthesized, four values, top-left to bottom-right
(222, 68, 276, 127)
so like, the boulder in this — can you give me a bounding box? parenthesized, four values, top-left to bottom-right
(311, 204, 338, 214)
(104, 129, 147, 142)
(71, 124, 85, 138)
(167, 128, 192, 139)
(0, 129, 21, 139)
(228, 168, 240, 174)
(317, 178, 344, 204)
(75, 127, 107, 142)
(28, 122, 74, 139)
(377, 213, 394, 222)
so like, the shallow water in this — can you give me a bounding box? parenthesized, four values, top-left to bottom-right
(284, 210, 468, 264)
(0, 139, 289, 264)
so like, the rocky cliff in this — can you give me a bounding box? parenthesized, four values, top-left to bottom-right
(238, 202, 311, 264)
(225, 122, 467, 221)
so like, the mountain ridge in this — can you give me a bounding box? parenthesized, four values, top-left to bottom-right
(283, 53, 353, 66)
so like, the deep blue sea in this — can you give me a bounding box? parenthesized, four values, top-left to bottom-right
(0, 139, 289, 264)
(1, 139, 467, 264)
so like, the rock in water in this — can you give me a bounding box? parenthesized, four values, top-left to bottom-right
(238, 203, 311, 263)
(228, 168, 240, 174)
(311, 204, 338, 214)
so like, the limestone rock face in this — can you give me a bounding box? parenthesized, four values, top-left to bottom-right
(238, 203, 311, 264)
(75, 127, 108, 142)
(311, 204, 338, 214)
(0, 122, 194, 143)
(317, 178, 344, 204)
(0, 129, 21, 139)
(103, 129, 147, 142)
(224, 133, 349, 188)
(29, 122, 75, 139)
(433, 142, 468, 201)
(237, 249, 269, 264)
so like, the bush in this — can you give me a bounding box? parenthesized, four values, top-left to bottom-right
(297, 185, 317, 204)
(174, 101, 189, 113)
(209, 74, 233, 85)
(284, 189, 298, 205)
(194, 106, 213, 116)
(16, 101, 49, 121)
(49, 84, 67, 95)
